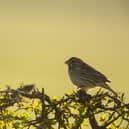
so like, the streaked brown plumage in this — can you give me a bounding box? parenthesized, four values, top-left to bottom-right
(65, 57, 117, 95)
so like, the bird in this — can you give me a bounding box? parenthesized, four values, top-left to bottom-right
(18, 84, 35, 93)
(65, 57, 117, 95)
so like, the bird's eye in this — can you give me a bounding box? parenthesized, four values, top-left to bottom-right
(71, 60, 74, 63)
(71, 60, 76, 64)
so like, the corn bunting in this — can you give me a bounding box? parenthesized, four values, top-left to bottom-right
(65, 57, 117, 95)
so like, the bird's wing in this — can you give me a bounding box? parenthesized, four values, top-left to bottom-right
(81, 63, 110, 83)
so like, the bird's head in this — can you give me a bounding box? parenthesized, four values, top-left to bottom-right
(65, 57, 83, 66)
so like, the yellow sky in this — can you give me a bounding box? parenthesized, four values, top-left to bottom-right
(0, 0, 129, 98)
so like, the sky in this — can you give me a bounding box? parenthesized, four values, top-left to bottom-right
(0, 0, 129, 98)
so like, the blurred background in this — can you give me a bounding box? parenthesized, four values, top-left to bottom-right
(0, 0, 129, 98)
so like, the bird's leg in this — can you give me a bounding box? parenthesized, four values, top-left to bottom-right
(76, 89, 92, 102)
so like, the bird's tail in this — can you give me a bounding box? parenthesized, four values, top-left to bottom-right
(102, 83, 117, 96)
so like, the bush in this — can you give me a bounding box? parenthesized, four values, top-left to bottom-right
(0, 85, 129, 129)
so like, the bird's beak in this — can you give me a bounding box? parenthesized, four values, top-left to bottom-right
(65, 60, 68, 64)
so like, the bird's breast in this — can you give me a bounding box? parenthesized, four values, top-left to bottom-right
(68, 68, 84, 86)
